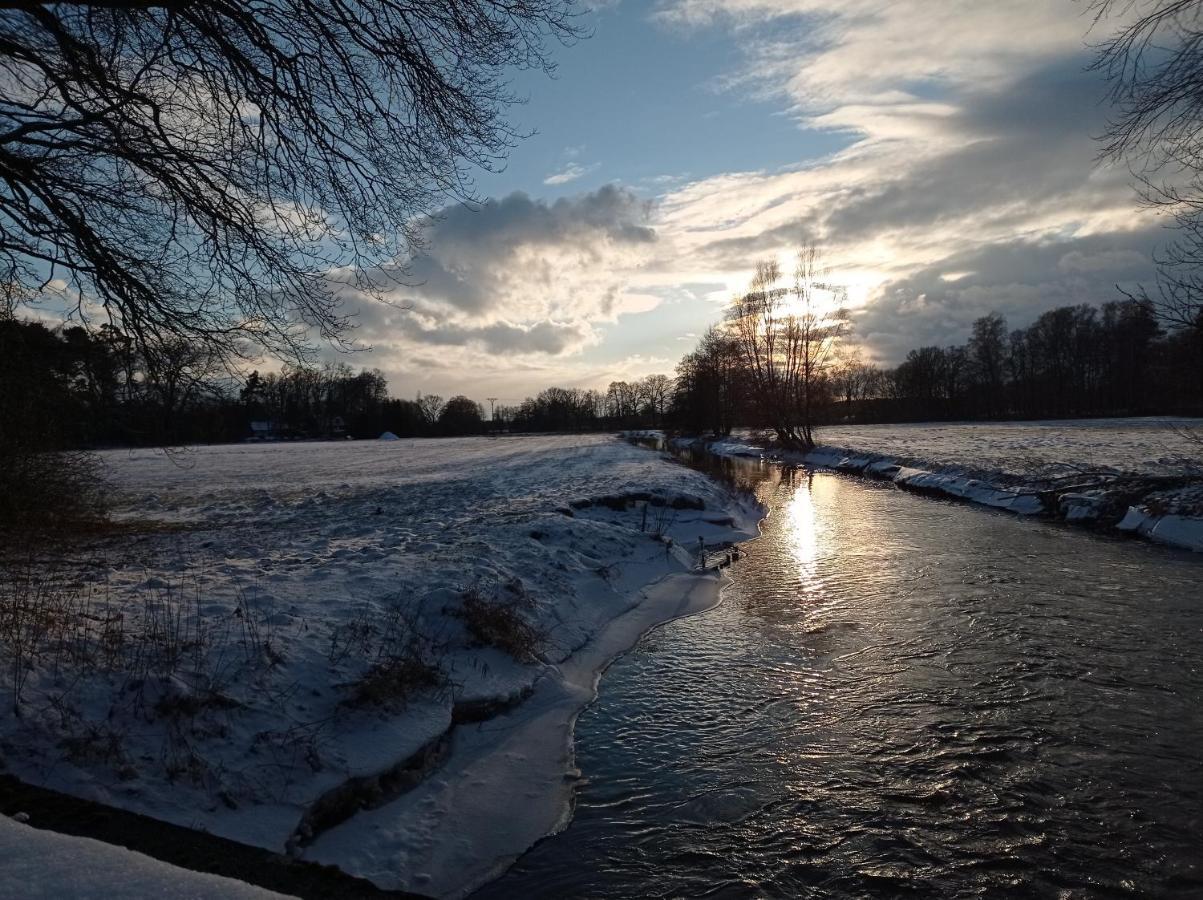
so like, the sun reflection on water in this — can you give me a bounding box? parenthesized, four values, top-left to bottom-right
(784, 469, 822, 577)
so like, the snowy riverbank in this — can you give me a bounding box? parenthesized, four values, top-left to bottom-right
(0, 815, 290, 899)
(0, 435, 761, 897)
(667, 418, 1203, 553)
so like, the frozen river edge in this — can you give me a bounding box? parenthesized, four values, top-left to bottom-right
(659, 422, 1203, 553)
(304, 570, 739, 898)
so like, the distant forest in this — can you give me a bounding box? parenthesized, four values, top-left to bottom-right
(2, 297, 1200, 450)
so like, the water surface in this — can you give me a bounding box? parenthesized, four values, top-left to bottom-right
(477, 453, 1203, 898)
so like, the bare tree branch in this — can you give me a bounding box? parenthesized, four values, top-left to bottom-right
(0, 0, 584, 361)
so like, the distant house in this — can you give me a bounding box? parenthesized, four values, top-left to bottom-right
(248, 420, 276, 441)
(328, 416, 347, 439)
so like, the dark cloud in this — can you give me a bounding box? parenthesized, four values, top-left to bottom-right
(401, 184, 655, 315)
(328, 184, 655, 360)
(396, 318, 593, 356)
(855, 227, 1161, 363)
(688, 55, 1132, 273)
(824, 58, 1123, 243)
(695, 219, 819, 269)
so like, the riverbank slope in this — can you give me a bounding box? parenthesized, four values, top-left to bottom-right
(0, 435, 761, 897)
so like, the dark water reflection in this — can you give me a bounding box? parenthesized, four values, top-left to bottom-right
(476, 450, 1203, 898)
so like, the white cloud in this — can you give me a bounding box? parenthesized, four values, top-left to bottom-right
(638, 0, 1157, 363)
(336, 185, 660, 377)
(543, 162, 598, 185)
(342, 2, 1159, 394)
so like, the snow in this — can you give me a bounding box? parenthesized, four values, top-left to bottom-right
(815, 417, 1203, 478)
(678, 418, 1203, 553)
(2, 435, 760, 897)
(305, 572, 727, 897)
(0, 815, 291, 899)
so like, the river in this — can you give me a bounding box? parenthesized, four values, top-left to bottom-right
(475, 448, 1203, 898)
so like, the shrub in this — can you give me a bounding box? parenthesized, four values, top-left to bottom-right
(335, 599, 446, 710)
(0, 446, 109, 539)
(456, 579, 546, 663)
(344, 655, 443, 709)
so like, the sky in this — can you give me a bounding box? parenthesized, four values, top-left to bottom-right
(337, 0, 1163, 406)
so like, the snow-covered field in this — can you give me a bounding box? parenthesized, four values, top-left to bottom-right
(816, 418, 1203, 478)
(0, 435, 760, 897)
(675, 418, 1203, 553)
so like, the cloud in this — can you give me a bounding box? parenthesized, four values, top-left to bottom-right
(335, 185, 660, 374)
(640, 2, 1158, 361)
(335, 2, 1159, 394)
(852, 229, 1160, 362)
(544, 162, 598, 185)
(396, 318, 595, 356)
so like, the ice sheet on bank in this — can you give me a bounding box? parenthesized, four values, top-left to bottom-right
(304, 572, 728, 898)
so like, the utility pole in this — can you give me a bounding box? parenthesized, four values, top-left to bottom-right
(487, 397, 497, 421)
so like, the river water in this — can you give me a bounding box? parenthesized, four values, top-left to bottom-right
(476, 450, 1203, 898)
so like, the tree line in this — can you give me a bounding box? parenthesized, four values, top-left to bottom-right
(5, 245, 1203, 457)
(673, 299, 1200, 435)
(5, 287, 1200, 457)
(833, 301, 1201, 424)
(0, 317, 493, 449)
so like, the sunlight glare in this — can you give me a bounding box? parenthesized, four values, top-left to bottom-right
(785, 473, 822, 575)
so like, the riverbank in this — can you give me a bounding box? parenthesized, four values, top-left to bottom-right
(660, 418, 1203, 553)
(0, 435, 761, 897)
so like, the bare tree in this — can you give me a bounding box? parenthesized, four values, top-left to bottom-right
(1091, 1, 1203, 340)
(727, 248, 848, 450)
(639, 374, 673, 426)
(968, 312, 1008, 416)
(141, 337, 223, 439)
(605, 380, 639, 424)
(832, 348, 878, 423)
(0, 1, 583, 360)
(416, 393, 445, 429)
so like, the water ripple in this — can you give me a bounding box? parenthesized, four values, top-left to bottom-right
(477, 463, 1203, 898)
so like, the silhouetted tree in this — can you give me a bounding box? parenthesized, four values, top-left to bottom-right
(672, 326, 745, 436)
(832, 349, 882, 423)
(439, 396, 485, 436)
(0, 1, 583, 359)
(639, 374, 674, 426)
(1093, 1, 1203, 357)
(416, 394, 446, 429)
(508, 387, 598, 432)
(727, 248, 848, 449)
(142, 339, 224, 441)
(968, 313, 1008, 417)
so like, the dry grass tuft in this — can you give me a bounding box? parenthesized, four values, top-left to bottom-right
(457, 578, 546, 663)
